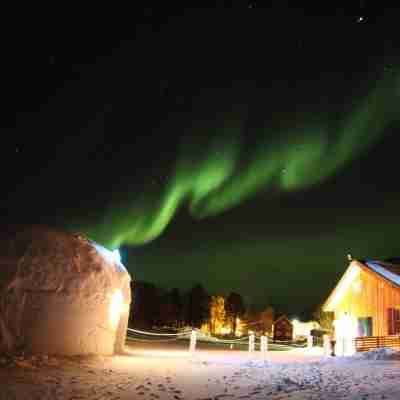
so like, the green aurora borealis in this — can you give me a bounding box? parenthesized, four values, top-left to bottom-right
(80, 69, 400, 250)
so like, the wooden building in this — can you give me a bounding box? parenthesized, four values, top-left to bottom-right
(273, 315, 293, 341)
(292, 320, 320, 340)
(323, 259, 400, 338)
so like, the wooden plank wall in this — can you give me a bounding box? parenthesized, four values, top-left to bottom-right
(334, 264, 400, 336)
(355, 336, 400, 352)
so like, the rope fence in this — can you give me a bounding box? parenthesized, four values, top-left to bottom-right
(127, 328, 192, 337)
(126, 327, 308, 354)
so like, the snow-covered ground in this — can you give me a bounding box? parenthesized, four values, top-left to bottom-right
(1, 341, 400, 399)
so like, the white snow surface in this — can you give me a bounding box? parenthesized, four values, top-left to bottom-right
(0, 226, 132, 356)
(2, 342, 400, 399)
(351, 346, 400, 360)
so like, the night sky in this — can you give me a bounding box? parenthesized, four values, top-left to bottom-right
(2, 6, 400, 316)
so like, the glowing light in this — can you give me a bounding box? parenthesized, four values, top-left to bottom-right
(200, 322, 210, 334)
(323, 262, 361, 311)
(219, 326, 232, 335)
(333, 312, 357, 356)
(293, 320, 320, 339)
(109, 290, 124, 329)
(235, 317, 244, 337)
(334, 313, 357, 337)
(112, 249, 121, 263)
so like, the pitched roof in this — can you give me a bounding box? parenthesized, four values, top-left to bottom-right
(274, 315, 292, 324)
(323, 259, 400, 312)
(364, 260, 400, 287)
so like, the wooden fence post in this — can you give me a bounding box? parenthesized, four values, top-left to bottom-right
(323, 334, 331, 356)
(307, 335, 313, 349)
(248, 333, 255, 353)
(260, 336, 268, 353)
(189, 330, 197, 354)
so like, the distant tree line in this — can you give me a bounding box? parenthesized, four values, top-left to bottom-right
(129, 281, 247, 334)
(129, 281, 331, 337)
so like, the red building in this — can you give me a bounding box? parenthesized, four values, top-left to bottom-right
(273, 315, 293, 341)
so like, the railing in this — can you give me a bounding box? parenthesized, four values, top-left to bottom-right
(354, 335, 400, 352)
(126, 327, 306, 353)
(126, 327, 249, 345)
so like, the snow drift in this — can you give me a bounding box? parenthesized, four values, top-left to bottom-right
(0, 226, 132, 356)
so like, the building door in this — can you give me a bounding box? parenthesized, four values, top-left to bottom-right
(357, 317, 372, 337)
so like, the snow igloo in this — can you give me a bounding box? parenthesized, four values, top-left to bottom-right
(0, 226, 132, 356)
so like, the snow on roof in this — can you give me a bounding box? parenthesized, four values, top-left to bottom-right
(365, 260, 400, 287)
(90, 241, 127, 274)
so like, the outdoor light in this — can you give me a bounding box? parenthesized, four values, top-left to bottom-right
(235, 318, 243, 337)
(334, 312, 357, 356)
(220, 326, 231, 335)
(109, 290, 124, 329)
